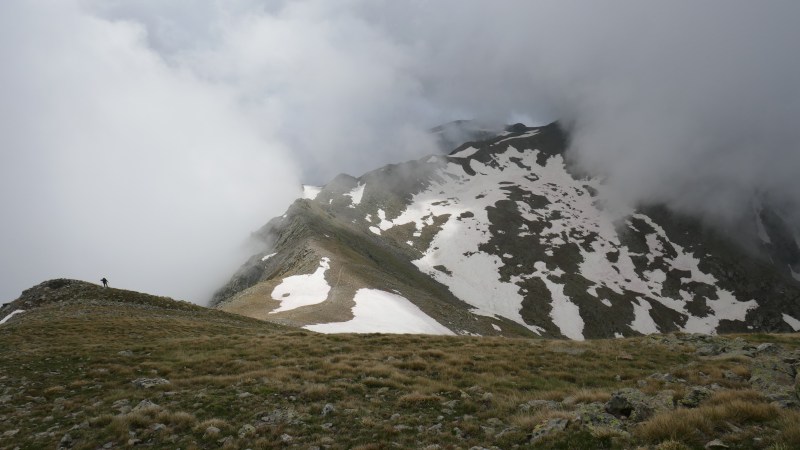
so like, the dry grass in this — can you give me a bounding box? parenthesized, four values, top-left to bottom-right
(1, 298, 799, 449)
(562, 388, 611, 404)
(636, 395, 780, 446)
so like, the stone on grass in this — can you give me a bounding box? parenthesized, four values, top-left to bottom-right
(131, 378, 170, 389)
(131, 399, 160, 412)
(705, 438, 729, 449)
(238, 424, 255, 438)
(529, 418, 569, 444)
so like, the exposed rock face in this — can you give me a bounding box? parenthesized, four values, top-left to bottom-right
(214, 123, 800, 338)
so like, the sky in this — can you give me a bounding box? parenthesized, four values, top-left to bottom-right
(1, 1, 799, 304)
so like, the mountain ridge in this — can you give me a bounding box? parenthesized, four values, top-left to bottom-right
(213, 122, 800, 339)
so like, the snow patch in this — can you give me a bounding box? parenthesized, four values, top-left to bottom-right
(345, 183, 366, 206)
(790, 265, 800, 282)
(682, 289, 758, 334)
(0, 309, 25, 325)
(450, 146, 480, 158)
(270, 258, 331, 313)
(630, 298, 659, 335)
(782, 313, 800, 331)
(261, 253, 277, 262)
(304, 289, 454, 335)
(541, 276, 584, 340)
(491, 323, 502, 331)
(302, 185, 322, 200)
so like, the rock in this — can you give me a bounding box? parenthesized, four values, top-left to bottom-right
(750, 358, 797, 407)
(131, 378, 170, 389)
(131, 399, 160, 412)
(204, 426, 220, 437)
(679, 386, 712, 408)
(117, 350, 133, 357)
(237, 392, 253, 398)
(321, 403, 335, 416)
(151, 423, 166, 432)
(261, 408, 299, 425)
(518, 399, 561, 412)
(605, 389, 653, 421)
(574, 403, 623, 431)
(756, 343, 776, 353)
(238, 424, 255, 438)
(529, 418, 569, 444)
(705, 438, 729, 449)
(390, 413, 401, 421)
(59, 433, 73, 448)
(280, 433, 293, 442)
(127, 438, 141, 446)
(722, 370, 743, 381)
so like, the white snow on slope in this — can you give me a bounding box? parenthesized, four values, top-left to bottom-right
(261, 252, 277, 262)
(302, 185, 322, 200)
(270, 258, 331, 313)
(451, 146, 480, 158)
(345, 183, 366, 206)
(491, 130, 540, 146)
(754, 205, 772, 244)
(369, 138, 758, 338)
(0, 309, 25, 325)
(539, 272, 584, 340)
(682, 289, 757, 333)
(304, 289, 454, 335)
(782, 313, 800, 331)
(630, 298, 660, 334)
(790, 265, 800, 282)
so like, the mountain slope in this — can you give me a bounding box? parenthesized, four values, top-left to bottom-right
(3, 279, 800, 449)
(214, 123, 800, 339)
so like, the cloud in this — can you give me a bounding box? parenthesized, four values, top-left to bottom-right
(2, 1, 799, 302)
(0, 1, 299, 303)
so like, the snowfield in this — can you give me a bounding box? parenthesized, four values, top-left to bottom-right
(0, 309, 25, 325)
(304, 289, 454, 335)
(367, 137, 761, 338)
(345, 183, 366, 206)
(270, 258, 331, 313)
(302, 185, 322, 200)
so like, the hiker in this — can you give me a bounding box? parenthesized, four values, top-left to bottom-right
(101, 277, 108, 288)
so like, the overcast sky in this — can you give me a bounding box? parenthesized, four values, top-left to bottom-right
(1, 1, 799, 304)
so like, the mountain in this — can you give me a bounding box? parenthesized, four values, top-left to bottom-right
(3, 279, 800, 449)
(212, 122, 800, 339)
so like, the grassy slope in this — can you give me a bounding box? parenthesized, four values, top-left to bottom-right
(1, 284, 799, 449)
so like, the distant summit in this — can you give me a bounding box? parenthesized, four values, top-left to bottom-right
(214, 122, 800, 338)
(1, 278, 201, 319)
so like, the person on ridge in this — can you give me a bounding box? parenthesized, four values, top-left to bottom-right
(101, 277, 108, 288)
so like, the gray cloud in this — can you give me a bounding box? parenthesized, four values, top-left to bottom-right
(2, 1, 799, 302)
